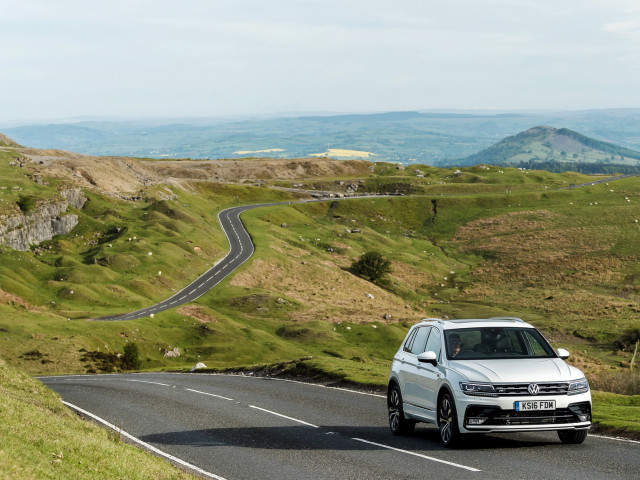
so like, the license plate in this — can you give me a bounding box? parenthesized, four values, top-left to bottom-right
(515, 400, 555, 411)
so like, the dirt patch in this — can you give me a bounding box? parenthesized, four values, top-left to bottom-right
(230, 257, 414, 324)
(177, 305, 217, 323)
(142, 158, 373, 182)
(17, 146, 374, 196)
(0, 289, 42, 312)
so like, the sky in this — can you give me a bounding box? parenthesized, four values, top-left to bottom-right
(2, 0, 640, 124)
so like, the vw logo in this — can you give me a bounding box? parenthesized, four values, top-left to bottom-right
(528, 383, 540, 395)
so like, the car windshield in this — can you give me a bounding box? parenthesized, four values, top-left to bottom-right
(444, 327, 556, 360)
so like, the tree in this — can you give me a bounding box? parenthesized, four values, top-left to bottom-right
(351, 251, 392, 285)
(121, 342, 141, 370)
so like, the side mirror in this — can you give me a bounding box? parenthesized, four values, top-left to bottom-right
(417, 351, 438, 366)
(556, 348, 570, 359)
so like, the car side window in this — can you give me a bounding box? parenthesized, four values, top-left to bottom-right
(424, 327, 442, 361)
(403, 328, 418, 353)
(410, 326, 430, 355)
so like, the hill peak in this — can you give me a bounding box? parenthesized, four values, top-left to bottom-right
(455, 125, 640, 171)
(522, 125, 558, 135)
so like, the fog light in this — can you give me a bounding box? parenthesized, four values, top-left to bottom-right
(578, 414, 589, 422)
(468, 418, 487, 425)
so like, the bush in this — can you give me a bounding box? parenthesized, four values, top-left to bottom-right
(591, 370, 640, 395)
(613, 329, 640, 351)
(351, 251, 391, 285)
(16, 195, 36, 214)
(122, 343, 141, 370)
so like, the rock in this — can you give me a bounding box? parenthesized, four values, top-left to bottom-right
(60, 188, 87, 210)
(383, 313, 392, 320)
(163, 347, 180, 358)
(190, 362, 207, 372)
(281, 223, 288, 228)
(366, 293, 375, 299)
(0, 203, 79, 251)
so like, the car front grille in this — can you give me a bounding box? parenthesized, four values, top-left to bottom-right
(486, 409, 575, 425)
(464, 402, 591, 427)
(493, 382, 569, 396)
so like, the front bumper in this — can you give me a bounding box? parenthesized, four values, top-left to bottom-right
(456, 391, 592, 433)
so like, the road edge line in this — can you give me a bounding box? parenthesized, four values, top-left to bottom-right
(61, 400, 227, 480)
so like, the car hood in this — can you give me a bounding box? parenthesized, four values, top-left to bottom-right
(448, 358, 584, 383)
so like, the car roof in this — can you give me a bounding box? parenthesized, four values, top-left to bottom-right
(416, 317, 535, 330)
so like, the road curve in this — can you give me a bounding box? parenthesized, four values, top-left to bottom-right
(40, 373, 640, 480)
(94, 202, 282, 321)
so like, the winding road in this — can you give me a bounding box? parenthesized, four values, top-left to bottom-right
(40, 373, 640, 480)
(96, 202, 277, 321)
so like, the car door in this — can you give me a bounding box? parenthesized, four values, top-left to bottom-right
(401, 326, 430, 406)
(413, 327, 443, 415)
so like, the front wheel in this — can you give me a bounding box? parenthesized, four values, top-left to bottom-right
(438, 392, 461, 447)
(388, 384, 415, 435)
(558, 429, 588, 444)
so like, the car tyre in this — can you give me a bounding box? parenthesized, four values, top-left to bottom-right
(557, 429, 588, 444)
(388, 384, 416, 435)
(438, 392, 461, 447)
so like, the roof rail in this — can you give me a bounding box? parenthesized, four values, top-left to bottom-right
(420, 318, 444, 323)
(489, 316, 525, 323)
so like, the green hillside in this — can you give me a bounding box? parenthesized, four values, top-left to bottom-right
(2, 142, 640, 439)
(0, 151, 637, 383)
(457, 126, 640, 173)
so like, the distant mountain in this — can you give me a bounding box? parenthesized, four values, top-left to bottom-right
(5, 109, 640, 165)
(441, 126, 640, 173)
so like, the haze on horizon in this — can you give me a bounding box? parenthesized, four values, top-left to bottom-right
(2, 0, 640, 125)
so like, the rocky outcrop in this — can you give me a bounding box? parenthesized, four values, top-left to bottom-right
(60, 188, 87, 210)
(0, 189, 86, 251)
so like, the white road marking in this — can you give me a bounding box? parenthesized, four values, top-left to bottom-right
(170, 301, 177, 305)
(185, 388, 234, 401)
(249, 405, 320, 428)
(592, 434, 640, 444)
(127, 379, 171, 387)
(61, 401, 227, 480)
(352, 438, 481, 472)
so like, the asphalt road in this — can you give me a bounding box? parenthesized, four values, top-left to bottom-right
(40, 373, 640, 480)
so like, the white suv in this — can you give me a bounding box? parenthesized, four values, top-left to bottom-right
(387, 317, 591, 447)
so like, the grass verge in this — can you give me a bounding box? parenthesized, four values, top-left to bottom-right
(0, 356, 201, 480)
(591, 391, 640, 439)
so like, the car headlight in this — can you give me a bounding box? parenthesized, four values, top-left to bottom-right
(459, 382, 498, 397)
(568, 377, 589, 395)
